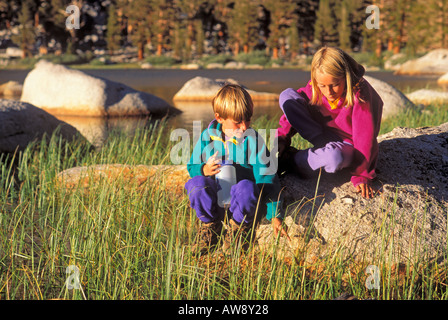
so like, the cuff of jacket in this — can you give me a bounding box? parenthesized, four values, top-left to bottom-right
(351, 176, 370, 188)
(265, 201, 284, 221)
(187, 164, 205, 178)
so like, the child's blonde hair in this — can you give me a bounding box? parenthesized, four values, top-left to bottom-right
(212, 84, 254, 121)
(310, 46, 365, 108)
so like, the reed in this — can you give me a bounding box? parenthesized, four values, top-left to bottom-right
(0, 104, 447, 300)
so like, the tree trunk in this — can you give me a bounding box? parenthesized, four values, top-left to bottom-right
(375, 38, 382, 57)
(234, 42, 240, 55)
(138, 41, 144, 60)
(157, 34, 163, 56)
(272, 47, 279, 60)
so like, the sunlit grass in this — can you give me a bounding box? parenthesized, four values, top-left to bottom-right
(0, 104, 447, 300)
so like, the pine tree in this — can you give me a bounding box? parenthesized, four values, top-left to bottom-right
(347, 0, 371, 51)
(174, 0, 203, 59)
(314, 0, 339, 47)
(381, 0, 409, 54)
(151, 0, 177, 56)
(295, 0, 319, 54)
(265, 0, 296, 59)
(428, 0, 448, 49)
(121, 0, 154, 60)
(194, 19, 205, 56)
(228, 0, 259, 55)
(288, 17, 300, 60)
(106, 4, 121, 55)
(401, 0, 422, 55)
(12, 0, 35, 58)
(337, 0, 351, 51)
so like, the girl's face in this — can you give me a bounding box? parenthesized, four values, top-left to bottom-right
(315, 70, 346, 102)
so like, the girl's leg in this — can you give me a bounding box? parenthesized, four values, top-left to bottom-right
(294, 141, 355, 174)
(185, 176, 225, 223)
(280, 88, 341, 148)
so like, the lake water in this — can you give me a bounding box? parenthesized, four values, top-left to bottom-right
(0, 68, 441, 146)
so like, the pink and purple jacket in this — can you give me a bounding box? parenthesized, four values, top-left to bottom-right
(277, 79, 383, 187)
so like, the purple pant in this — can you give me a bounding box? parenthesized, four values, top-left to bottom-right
(294, 141, 354, 174)
(185, 176, 260, 224)
(280, 89, 354, 173)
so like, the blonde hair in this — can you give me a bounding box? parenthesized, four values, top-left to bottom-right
(310, 46, 365, 108)
(212, 84, 254, 121)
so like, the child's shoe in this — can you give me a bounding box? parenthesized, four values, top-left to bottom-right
(192, 221, 222, 255)
(222, 219, 253, 254)
(277, 146, 298, 176)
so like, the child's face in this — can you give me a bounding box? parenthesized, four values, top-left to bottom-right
(215, 114, 250, 139)
(315, 70, 346, 102)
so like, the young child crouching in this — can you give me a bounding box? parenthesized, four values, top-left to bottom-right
(185, 84, 287, 254)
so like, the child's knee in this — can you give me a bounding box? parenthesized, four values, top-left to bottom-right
(231, 179, 259, 197)
(322, 142, 354, 173)
(229, 180, 260, 224)
(185, 176, 216, 194)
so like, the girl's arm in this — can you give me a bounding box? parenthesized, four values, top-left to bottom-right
(350, 86, 383, 189)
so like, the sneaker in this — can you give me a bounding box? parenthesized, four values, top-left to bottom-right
(279, 146, 315, 178)
(192, 221, 222, 255)
(277, 146, 298, 176)
(222, 219, 253, 254)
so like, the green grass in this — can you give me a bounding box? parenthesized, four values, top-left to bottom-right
(379, 102, 448, 135)
(0, 104, 447, 300)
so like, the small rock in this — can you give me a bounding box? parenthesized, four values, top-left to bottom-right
(341, 196, 354, 205)
(180, 63, 201, 70)
(0, 81, 23, 97)
(395, 49, 448, 75)
(437, 72, 448, 85)
(406, 89, 448, 105)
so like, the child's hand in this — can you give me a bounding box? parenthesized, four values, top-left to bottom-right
(272, 217, 291, 242)
(202, 151, 221, 176)
(356, 183, 379, 199)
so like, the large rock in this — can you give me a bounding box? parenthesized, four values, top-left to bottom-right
(406, 89, 448, 105)
(21, 60, 172, 117)
(172, 76, 279, 102)
(364, 75, 415, 119)
(0, 99, 84, 154)
(264, 122, 448, 265)
(395, 49, 448, 75)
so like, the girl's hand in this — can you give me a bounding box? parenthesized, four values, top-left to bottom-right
(355, 183, 379, 199)
(272, 217, 291, 242)
(202, 151, 221, 176)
